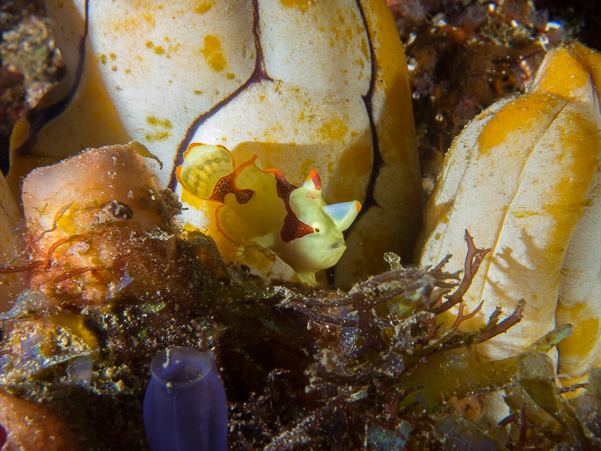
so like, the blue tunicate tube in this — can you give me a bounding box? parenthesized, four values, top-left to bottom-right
(143, 347, 228, 451)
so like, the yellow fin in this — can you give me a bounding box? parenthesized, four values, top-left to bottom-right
(296, 271, 317, 286)
(216, 204, 263, 244)
(232, 156, 265, 190)
(250, 233, 276, 250)
(225, 158, 287, 237)
(177, 144, 235, 199)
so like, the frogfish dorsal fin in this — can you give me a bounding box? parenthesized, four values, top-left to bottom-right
(305, 169, 322, 190)
(177, 143, 249, 201)
(323, 201, 362, 232)
(265, 169, 315, 243)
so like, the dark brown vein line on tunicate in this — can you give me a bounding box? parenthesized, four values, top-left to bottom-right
(167, 0, 271, 191)
(326, 0, 380, 286)
(352, 0, 384, 225)
(12, 0, 90, 160)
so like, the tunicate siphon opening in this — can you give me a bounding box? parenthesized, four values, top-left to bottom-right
(144, 347, 227, 451)
(150, 347, 212, 388)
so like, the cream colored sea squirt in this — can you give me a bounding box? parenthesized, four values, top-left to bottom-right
(419, 43, 601, 385)
(9, 0, 422, 288)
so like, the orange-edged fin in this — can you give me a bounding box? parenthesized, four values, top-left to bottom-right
(176, 166, 188, 193)
(185, 142, 225, 159)
(223, 157, 289, 238)
(216, 204, 264, 244)
(305, 169, 322, 190)
(262, 167, 286, 179)
(231, 155, 261, 190)
(178, 144, 235, 200)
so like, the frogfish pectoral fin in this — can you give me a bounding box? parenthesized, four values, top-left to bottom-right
(249, 233, 276, 250)
(216, 204, 263, 244)
(296, 271, 318, 286)
(323, 201, 362, 232)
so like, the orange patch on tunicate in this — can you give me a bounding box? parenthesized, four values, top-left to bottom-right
(317, 118, 348, 141)
(331, 12, 353, 47)
(548, 112, 599, 203)
(201, 35, 226, 72)
(194, 0, 213, 14)
(327, 149, 367, 203)
(557, 301, 601, 372)
(339, 142, 372, 178)
(536, 48, 590, 101)
(83, 59, 121, 125)
(110, 9, 155, 33)
(556, 111, 601, 168)
(280, 0, 312, 12)
(559, 317, 600, 359)
(477, 93, 561, 155)
(569, 42, 601, 99)
(337, 11, 354, 42)
(331, 185, 355, 204)
(551, 113, 599, 202)
(263, 124, 284, 144)
(534, 110, 600, 273)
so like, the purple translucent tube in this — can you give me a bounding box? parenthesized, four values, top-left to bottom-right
(143, 347, 227, 451)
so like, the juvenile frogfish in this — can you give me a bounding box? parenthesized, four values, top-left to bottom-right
(177, 144, 361, 286)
